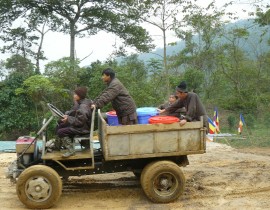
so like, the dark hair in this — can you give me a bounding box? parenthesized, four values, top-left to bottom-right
(74, 86, 88, 99)
(102, 68, 115, 79)
(170, 94, 178, 99)
(176, 81, 188, 93)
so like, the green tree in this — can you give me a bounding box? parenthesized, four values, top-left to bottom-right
(15, 74, 65, 115)
(44, 57, 81, 90)
(140, 0, 198, 96)
(84, 60, 114, 101)
(0, 2, 50, 73)
(0, 55, 36, 139)
(117, 54, 151, 106)
(16, 0, 154, 62)
(256, 8, 270, 26)
(3, 54, 35, 77)
(214, 43, 262, 112)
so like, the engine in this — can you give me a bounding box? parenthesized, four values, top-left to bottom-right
(16, 136, 37, 165)
(6, 136, 38, 180)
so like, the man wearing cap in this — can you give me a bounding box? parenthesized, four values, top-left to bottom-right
(91, 68, 137, 125)
(55, 86, 92, 157)
(159, 81, 208, 131)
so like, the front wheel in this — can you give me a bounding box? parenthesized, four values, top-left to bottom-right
(140, 160, 185, 203)
(16, 165, 62, 209)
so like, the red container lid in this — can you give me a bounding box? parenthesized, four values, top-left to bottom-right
(106, 111, 117, 116)
(149, 116, 180, 124)
(16, 136, 35, 144)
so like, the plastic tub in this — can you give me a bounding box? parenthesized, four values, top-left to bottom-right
(106, 111, 120, 126)
(149, 116, 180, 124)
(136, 107, 158, 124)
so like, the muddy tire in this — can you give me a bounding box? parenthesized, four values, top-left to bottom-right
(140, 160, 185, 203)
(16, 165, 62, 209)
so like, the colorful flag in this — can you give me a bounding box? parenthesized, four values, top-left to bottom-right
(208, 117, 216, 134)
(238, 114, 245, 134)
(213, 107, 220, 133)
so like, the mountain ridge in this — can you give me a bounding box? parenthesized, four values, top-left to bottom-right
(135, 19, 270, 62)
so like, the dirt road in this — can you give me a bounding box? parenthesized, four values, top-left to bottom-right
(1, 142, 270, 210)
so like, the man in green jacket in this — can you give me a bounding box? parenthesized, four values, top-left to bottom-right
(91, 68, 138, 125)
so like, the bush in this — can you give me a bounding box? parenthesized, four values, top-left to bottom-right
(227, 115, 236, 131)
(244, 114, 256, 129)
(263, 113, 270, 128)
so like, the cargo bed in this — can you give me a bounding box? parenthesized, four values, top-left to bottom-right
(98, 110, 206, 161)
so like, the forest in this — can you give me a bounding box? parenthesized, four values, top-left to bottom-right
(0, 0, 269, 141)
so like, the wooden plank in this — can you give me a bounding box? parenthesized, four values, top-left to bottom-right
(42, 149, 92, 160)
(105, 122, 202, 134)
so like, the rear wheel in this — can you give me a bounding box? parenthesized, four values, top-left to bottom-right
(16, 165, 62, 209)
(140, 160, 185, 203)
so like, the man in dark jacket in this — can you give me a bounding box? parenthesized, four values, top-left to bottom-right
(56, 86, 92, 157)
(91, 68, 137, 125)
(158, 94, 186, 117)
(159, 81, 208, 131)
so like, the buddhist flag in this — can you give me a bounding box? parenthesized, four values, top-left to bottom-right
(213, 107, 220, 133)
(238, 114, 245, 134)
(208, 117, 216, 134)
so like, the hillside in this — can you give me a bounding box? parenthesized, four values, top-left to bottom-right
(136, 19, 270, 62)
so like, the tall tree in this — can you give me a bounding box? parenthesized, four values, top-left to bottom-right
(44, 57, 81, 91)
(170, 2, 225, 98)
(16, 0, 154, 63)
(139, 0, 196, 96)
(0, 2, 51, 73)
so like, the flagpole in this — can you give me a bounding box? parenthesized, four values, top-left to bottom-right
(223, 136, 232, 147)
(239, 113, 252, 145)
(243, 121, 253, 145)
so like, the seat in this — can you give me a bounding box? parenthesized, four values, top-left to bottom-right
(73, 134, 90, 150)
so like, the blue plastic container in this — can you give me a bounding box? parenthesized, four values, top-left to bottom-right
(106, 111, 120, 126)
(136, 107, 158, 124)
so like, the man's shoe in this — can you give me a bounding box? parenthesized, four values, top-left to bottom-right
(62, 145, 75, 158)
(62, 150, 75, 158)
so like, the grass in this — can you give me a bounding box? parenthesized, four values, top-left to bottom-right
(212, 125, 270, 149)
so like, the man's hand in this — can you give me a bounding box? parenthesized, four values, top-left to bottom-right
(158, 109, 165, 114)
(179, 119, 187, 126)
(91, 104, 96, 109)
(61, 115, 68, 123)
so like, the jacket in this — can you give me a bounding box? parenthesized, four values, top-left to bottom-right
(166, 92, 208, 127)
(66, 99, 92, 135)
(94, 78, 137, 117)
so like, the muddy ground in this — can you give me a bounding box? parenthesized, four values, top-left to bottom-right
(1, 142, 270, 210)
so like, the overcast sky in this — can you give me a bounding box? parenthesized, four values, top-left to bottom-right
(0, 0, 268, 72)
(40, 0, 266, 68)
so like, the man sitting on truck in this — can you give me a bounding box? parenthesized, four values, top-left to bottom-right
(55, 86, 92, 157)
(158, 94, 186, 117)
(159, 81, 208, 132)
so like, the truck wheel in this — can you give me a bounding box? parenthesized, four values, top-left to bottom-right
(140, 160, 185, 203)
(16, 165, 62, 209)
